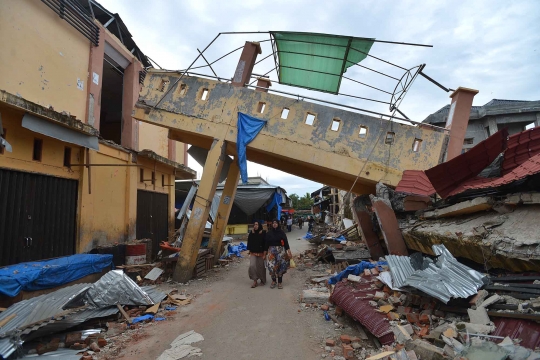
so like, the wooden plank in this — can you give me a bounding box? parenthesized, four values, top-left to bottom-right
(0, 313, 16, 328)
(116, 304, 132, 324)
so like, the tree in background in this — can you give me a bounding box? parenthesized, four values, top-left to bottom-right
(290, 193, 300, 209)
(290, 192, 314, 210)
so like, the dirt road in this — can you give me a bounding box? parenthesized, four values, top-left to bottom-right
(116, 226, 327, 360)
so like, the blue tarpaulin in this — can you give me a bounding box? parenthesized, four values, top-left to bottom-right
(265, 192, 282, 220)
(223, 242, 247, 258)
(0, 254, 113, 297)
(303, 232, 314, 240)
(328, 260, 387, 285)
(236, 112, 266, 183)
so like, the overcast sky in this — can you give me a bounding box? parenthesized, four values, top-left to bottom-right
(100, 0, 540, 196)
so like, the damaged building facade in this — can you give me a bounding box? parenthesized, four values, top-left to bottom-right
(0, 0, 195, 266)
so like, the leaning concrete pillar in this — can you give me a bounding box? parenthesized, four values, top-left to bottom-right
(371, 197, 408, 256)
(231, 42, 262, 88)
(173, 138, 226, 282)
(445, 87, 479, 160)
(208, 160, 240, 262)
(353, 195, 385, 259)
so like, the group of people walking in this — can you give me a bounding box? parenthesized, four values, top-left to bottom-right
(246, 219, 292, 289)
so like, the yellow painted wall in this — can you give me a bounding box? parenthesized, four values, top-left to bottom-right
(0, 105, 81, 180)
(138, 122, 169, 158)
(176, 143, 186, 166)
(0, 0, 90, 121)
(78, 143, 132, 252)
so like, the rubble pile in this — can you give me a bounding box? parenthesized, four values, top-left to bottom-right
(0, 269, 196, 360)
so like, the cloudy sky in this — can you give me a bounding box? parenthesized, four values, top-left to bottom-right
(100, 0, 540, 196)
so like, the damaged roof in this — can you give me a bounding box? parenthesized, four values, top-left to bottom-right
(395, 170, 436, 196)
(425, 128, 508, 198)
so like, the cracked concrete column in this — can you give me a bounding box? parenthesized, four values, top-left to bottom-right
(208, 159, 240, 262)
(445, 87, 479, 160)
(173, 138, 226, 283)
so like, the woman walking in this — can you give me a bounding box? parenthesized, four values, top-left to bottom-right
(247, 221, 266, 288)
(265, 219, 292, 289)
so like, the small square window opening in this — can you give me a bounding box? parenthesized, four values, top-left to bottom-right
(331, 119, 341, 131)
(464, 138, 474, 145)
(412, 139, 422, 152)
(179, 84, 187, 96)
(33, 138, 43, 161)
(359, 126, 368, 138)
(0, 128, 6, 155)
(281, 108, 289, 119)
(201, 89, 209, 101)
(257, 102, 266, 114)
(305, 113, 315, 126)
(158, 79, 169, 92)
(63, 147, 72, 167)
(385, 132, 395, 145)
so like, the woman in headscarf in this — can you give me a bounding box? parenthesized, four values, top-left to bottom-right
(247, 221, 266, 288)
(265, 219, 292, 289)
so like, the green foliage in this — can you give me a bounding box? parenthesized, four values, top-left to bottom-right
(290, 192, 313, 210)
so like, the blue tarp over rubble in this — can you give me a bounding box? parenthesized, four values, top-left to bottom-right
(0, 254, 113, 297)
(328, 260, 387, 285)
(236, 112, 266, 184)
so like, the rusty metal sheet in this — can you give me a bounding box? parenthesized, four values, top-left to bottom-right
(425, 128, 508, 198)
(371, 199, 408, 256)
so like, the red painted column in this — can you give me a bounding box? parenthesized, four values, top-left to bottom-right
(445, 87, 479, 161)
(255, 77, 272, 92)
(231, 42, 262, 88)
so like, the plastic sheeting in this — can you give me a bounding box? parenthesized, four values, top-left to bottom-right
(0, 254, 113, 297)
(216, 187, 276, 216)
(224, 242, 247, 258)
(328, 260, 387, 285)
(265, 192, 283, 220)
(236, 112, 266, 183)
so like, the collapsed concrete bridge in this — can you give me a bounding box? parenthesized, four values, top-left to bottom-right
(132, 41, 474, 282)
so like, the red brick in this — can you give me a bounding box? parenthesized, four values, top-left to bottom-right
(342, 344, 355, 359)
(325, 339, 335, 347)
(65, 332, 82, 347)
(335, 306, 344, 317)
(419, 314, 430, 324)
(89, 342, 101, 352)
(406, 313, 420, 324)
(97, 338, 107, 348)
(397, 306, 412, 315)
(320, 305, 329, 311)
(415, 326, 429, 337)
(340, 334, 351, 344)
(70, 343, 85, 350)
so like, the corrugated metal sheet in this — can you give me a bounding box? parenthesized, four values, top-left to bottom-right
(386, 245, 486, 303)
(425, 128, 508, 199)
(502, 126, 540, 175)
(0, 278, 166, 358)
(385, 255, 415, 288)
(331, 279, 394, 345)
(395, 170, 436, 196)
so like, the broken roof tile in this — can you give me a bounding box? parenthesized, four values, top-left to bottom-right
(425, 128, 508, 198)
(395, 170, 436, 196)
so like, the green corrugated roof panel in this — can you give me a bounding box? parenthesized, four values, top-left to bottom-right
(271, 32, 375, 94)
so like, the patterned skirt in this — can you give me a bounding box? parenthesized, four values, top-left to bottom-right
(267, 246, 289, 278)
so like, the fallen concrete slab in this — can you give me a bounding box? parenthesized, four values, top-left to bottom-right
(423, 197, 493, 218)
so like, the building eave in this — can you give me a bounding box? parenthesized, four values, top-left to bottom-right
(0, 89, 99, 137)
(138, 149, 196, 177)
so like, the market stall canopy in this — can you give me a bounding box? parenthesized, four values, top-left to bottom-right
(271, 31, 375, 94)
